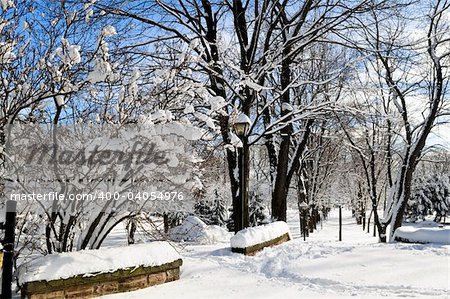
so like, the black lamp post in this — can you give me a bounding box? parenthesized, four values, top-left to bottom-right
(233, 113, 251, 233)
(1, 200, 17, 299)
(299, 201, 308, 241)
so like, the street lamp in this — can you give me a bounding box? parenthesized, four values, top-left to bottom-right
(233, 113, 252, 137)
(233, 113, 252, 233)
(299, 201, 308, 241)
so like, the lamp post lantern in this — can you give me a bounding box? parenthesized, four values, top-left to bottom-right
(233, 113, 252, 233)
(233, 113, 251, 137)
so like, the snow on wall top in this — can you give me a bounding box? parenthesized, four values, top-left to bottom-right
(394, 226, 450, 244)
(230, 221, 290, 249)
(17, 242, 181, 284)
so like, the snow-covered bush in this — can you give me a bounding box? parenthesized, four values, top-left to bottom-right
(168, 216, 231, 244)
(407, 174, 450, 222)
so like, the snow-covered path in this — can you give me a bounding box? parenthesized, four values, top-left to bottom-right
(101, 209, 449, 299)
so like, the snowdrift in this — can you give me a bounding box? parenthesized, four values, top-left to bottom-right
(168, 216, 231, 244)
(394, 226, 450, 244)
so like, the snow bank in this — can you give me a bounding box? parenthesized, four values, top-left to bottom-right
(169, 216, 231, 244)
(394, 226, 450, 244)
(230, 221, 291, 249)
(17, 242, 181, 284)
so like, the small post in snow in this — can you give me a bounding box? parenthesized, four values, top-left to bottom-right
(338, 205, 342, 241)
(362, 212, 366, 231)
(299, 201, 308, 241)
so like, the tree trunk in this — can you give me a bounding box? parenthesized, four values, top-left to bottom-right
(272, 144, 289, 221)
(271, 45, 292, 222)
(127, 219, 137, 245)
(163, 213, 169, 233)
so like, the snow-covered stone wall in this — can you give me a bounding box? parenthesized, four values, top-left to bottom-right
(394, 226, 450, 244)
(231, 221, 291, 255)
(18, 242, 182, 299)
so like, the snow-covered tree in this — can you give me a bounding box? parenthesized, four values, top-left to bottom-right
(248, 191, 270, 227)
(366, 2, 449, 241)
(5, 121, 203, 253)
(336, 1, 450, 241)
(336, 95, 395, 240)
(88, 0, 396, 229)
(408, 174, 450, 222)
(194, 196, 228, 227)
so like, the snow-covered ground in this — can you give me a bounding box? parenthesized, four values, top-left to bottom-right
(98, 209, 450, 299)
